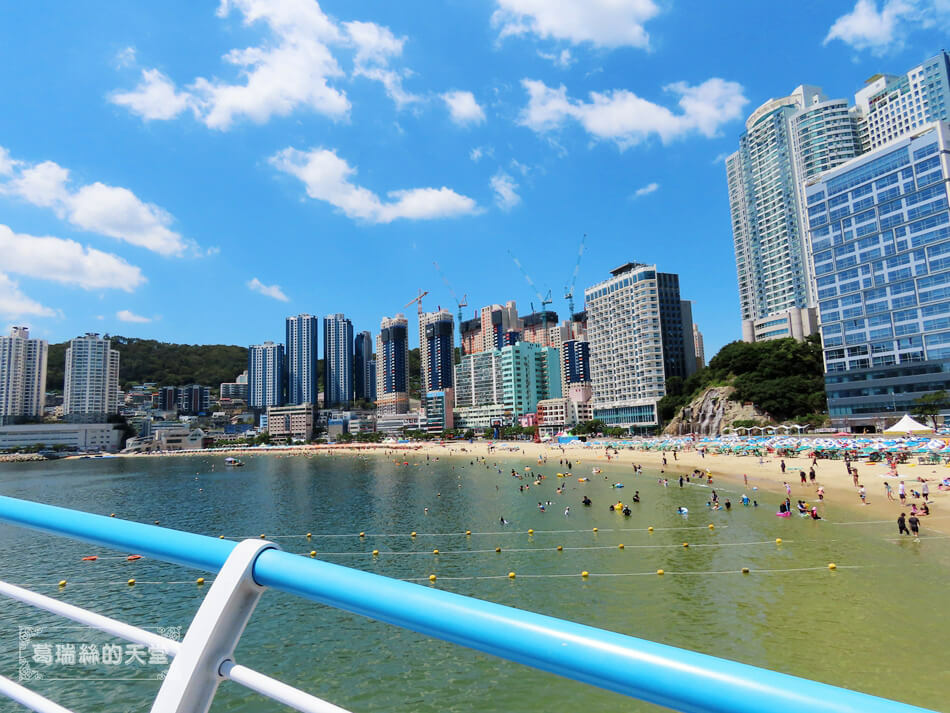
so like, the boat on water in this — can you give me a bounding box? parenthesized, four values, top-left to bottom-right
(224, 457, 245, 467)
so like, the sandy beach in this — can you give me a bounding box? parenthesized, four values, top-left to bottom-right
(114, 438, 950, 535)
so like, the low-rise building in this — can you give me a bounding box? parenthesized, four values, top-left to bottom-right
(0, 423, 122, 452)
(266, 403, 315, 443)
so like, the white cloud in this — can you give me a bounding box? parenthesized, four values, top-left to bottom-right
(110, 69, 193, 120)
(117, 309, 151, 323)
(0, 273, 57, 319)
(115, 46, 137, 68)
(270, 147, 480, 223)
(518, 78, 747, 149)
(345, 20, 420, 107)
(441, 90, 486, 126)
(0, 147, 16, 176)
(492, 0, 660, 48)
(490, 171, 521, 211)
(632, 181, 659, 198)
(0, 147, 190, 256)
(247, 277, 290, 302)
(824, 0, 925, 54)
(538, 48, 574, 68)
(109, 2, 419, 129)
(0, 224, 146, 291)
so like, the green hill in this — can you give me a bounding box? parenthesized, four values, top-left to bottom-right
(47, 336, 249, 391)
(658, 334, 827, 425)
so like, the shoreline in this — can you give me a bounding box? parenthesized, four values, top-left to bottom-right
(102, 440, 950, 535)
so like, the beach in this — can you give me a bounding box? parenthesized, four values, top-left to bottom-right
(113, 438, 950, 536)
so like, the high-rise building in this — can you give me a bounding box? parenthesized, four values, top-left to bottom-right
(376, 314, 409, 415)
(728, 85, 861, 342)
(419, 308, 454, 392)
(521, 310, 560, 347)
(584, 263, 695, 429)
(353, 331, 375, 402)
(156, 386, 178, 411)
(0, 327, 47, 425)
(248, 341, 285, 410)
(693, 325, 706, 369)
(462, 302, 521, 354)
(459, 317, 481, 356)
(453, 341, 561, 428)
(323, 313, 354, 407)
(285, 314, 318, 406)
(855, 51, 950, 151)
(63, 333, 120, 422)
(806, 121, 950, 427)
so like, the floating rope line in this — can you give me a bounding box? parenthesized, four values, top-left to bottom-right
(297, 539, 794, 557)
(217, 524, 731, 540)
(403, 564, 863, 582)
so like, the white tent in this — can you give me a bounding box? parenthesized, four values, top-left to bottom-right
(883, 414, 934, 436)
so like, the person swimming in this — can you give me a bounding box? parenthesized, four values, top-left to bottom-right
(582, 495, 592, 506)
(677, 506, 689, 514)
(632, 491, 640, 503)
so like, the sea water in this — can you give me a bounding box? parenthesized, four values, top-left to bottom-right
(0, 452, 947, 712)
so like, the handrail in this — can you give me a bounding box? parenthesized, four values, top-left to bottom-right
(0, 495, 937, 713)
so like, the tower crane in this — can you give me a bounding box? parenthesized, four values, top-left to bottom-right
(432, 262, 469, 347)
(564, 233, 587, 340)
(405, 289, 429, 314)
(509, 250, 553, 344)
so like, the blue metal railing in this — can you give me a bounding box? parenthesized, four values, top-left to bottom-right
(0, 495, 937, 713)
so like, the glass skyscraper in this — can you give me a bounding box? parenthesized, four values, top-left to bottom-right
(376, 314, 409, 414)
(323, 313, 354, 407)
(806, 121, 950, 427)
(285, 314, 318, 406)
(353, 330, 375, 402)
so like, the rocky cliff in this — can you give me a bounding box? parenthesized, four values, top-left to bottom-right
(663, 386, 771, 436)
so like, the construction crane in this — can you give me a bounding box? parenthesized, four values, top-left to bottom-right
(405, 289, 429, 314)
(509, 250, 553, 344)
(432, 262, 469, 345)
(564, 233, 587, 318)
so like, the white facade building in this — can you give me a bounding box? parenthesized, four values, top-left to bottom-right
(63, 333, 119, 421)
(0, 423, 121, 452)
(0, 327, 47, 424)
(584, 263, 667, 428)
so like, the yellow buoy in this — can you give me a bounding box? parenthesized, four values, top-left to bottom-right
(528, 529, 534, 535)
(708, 524, 715, 530)
(433, 549, 439, 555)
(775, 538, 782, 544)
(618, 544, 625, 549)
(581, 571, 589, 578)
(495, 546, 502, 553)
(359, 532, 365, 538)
(58, 580, 66, 588)
(683, 542, 689, 548)
(656, 569, 664, 576)
(411, 532, 417, 537)
(310, 551, 316, 557)
(260, 534, 266, 539)
(196, 577, 205, 585)
(741, 567, 750, 574)
(647, 526, 654, 532)
(219, 535, 224, 539)
(828, 563, 837, 570)
(592, 527, 598, 533)
(306, 533, 312, 538)
(429, 574, 437, 582)
(508, 571, 516, 579)
(110, 513, 116, 517)
(127, 579, 135, 586)
(154, 520, 160, 525)
(556, 545, 563, 551)
(372, 549, 379, 556)
(465, 530, 471, 536)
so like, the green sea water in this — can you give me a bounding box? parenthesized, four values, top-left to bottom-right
(0, 452, 947, 713)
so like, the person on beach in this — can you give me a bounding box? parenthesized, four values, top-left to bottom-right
(852, 468, 859, 488)
(810, 506, 821, 520)
(632, 491, 640, 503)
(899, 481, 907, 504)
(784, 482, 791, 497)
(582, 496, 592, 506)
(743, 473, 748, 486)
(800, 470, 807, 485)
(780, 459, 786, 474)
(908, 514, 920, 540)
(564, 506, 570, 516)
(859, 485, 867, 504)
(897, 512, 910, 535)
(679, 475, 684, 487)
(922, 482, 930, 502)
(885, 482, 895, 501)
(809, 467, 816, 484)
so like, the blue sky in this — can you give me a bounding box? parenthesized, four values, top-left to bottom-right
(1, 1, 948, 359)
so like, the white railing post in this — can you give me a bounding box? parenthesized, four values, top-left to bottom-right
(150, 539, 276, 713)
